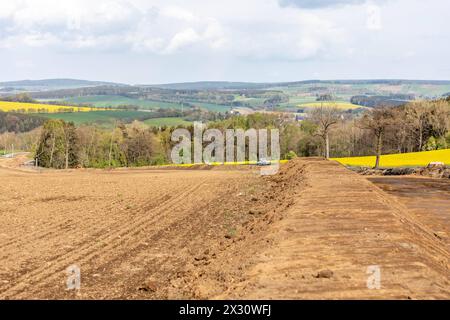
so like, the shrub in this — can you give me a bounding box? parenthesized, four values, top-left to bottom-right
(285, 150, 298, 160)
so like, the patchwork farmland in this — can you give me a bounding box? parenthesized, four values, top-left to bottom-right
(0, 101, 102, 113)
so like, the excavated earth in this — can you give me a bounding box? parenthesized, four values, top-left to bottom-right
(0, 156, 448, 299)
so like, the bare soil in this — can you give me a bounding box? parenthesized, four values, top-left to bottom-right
(369, 177, 450, 251)
(0, 157, 448, 299)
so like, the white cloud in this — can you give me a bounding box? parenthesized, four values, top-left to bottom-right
(0, 0, 448, 82)
(160, 6, 197, 22)
(165, 28, 201, 53)
(22, 32, 59, 47)
(0, 0, 232, 55)
(0, 0, 341, 59)
(14, 59, 34, 69)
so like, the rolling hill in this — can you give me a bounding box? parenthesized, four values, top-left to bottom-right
(0, 79, 125, 90)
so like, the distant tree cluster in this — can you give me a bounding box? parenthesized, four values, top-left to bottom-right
(0, 128, 41, 154)
(0, 112, 45, 134)
(263, 94, 289, 109)
(35, 120, 166, 169)
(350, 94, 416, 108)
(1, 93, 36, 103)
(316, 94, 335, 101)
(35, 120, 78, 169)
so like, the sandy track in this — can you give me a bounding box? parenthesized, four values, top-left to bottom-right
(212, 159, 449, 299)
(0, 158, 449, 299)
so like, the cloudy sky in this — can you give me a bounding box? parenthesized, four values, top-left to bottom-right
(0, 0, 449, 84)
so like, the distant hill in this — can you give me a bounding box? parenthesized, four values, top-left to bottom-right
(145, 81, 267, 90)
(0, 79, 126, 90)
(2, 78, 449, 91)
(148, 79, 450, 90)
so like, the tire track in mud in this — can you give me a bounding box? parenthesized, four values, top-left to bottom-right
(75, 175, 250, 299)
(75, 191, 221, 299)
(0, 186, 184, 258)
(17, 174, 248, 299)
(0, 179, 209, 298)
(0, 173, 186, 248)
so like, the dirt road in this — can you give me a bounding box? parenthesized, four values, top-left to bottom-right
(0, 158, 448, 299)
(212, 160, 450, 299)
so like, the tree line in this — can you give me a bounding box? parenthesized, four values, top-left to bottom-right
(35, 120, 166, 169)
(3, 98, 449, 169)
(0, 112, 45, 134)
(308, 99, 450, 167)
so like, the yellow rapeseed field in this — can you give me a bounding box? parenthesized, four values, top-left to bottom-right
(332, 149, 450, 168)
(0, 101, 99, 113)
(160, 160, 290, 167)
(299, 102, 364, 110)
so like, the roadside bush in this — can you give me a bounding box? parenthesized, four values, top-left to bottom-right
(285, 150, 298, 160)
(423, 136, 448, 151)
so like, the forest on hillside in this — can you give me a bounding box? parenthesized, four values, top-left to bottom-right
(20, 98, 448, 169)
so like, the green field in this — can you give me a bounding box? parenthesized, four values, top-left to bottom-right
(233, 96, 266, 108)
(185, 101, 231, 112)
(65, 95, 183, 109)
(279, 96, 318, 109)
(37, 112, 193, 128)
(37, 111, 150, 126)
(65, 95, 230, 112)
(144, 117, 192, 127)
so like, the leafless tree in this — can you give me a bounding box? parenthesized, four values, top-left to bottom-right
(405, 102, 428, 151)
(358, 106, 395, 168)
(309, 104, 341, 159)
(429, 100, 450, 146)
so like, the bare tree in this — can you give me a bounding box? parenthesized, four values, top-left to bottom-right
(391, 106, 410, 153)
(358, 106, 395, 168)
(405, 102, 429, 151)
(309, 104, 341, 159)
(429, 100, 450, 146)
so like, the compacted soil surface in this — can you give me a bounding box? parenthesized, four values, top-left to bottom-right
(0, 157, 448, 299)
